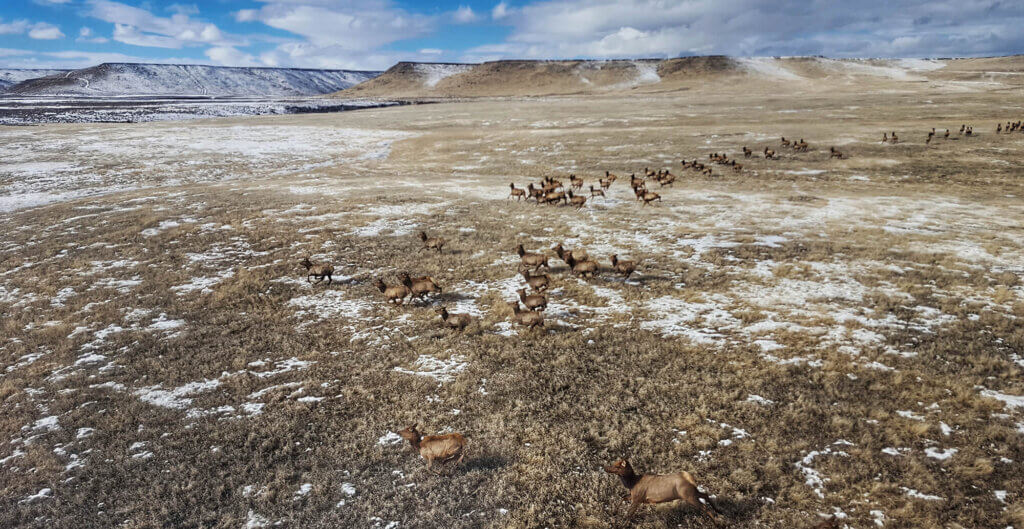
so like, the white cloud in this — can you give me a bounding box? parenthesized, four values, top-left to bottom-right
(492, 2, 509, 20)
(205, 46, 258, 66)
(28, 23, 65, 40)
(87, 0, 244, 49)
(0, 48, 197, 69)
(453, 5, 478, 24)
(0, 19, 31, 35)
(419, 48, 443, 55)
(77, 26, 109, 43)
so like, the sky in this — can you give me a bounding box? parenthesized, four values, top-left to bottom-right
(1, 0, 1023, 71)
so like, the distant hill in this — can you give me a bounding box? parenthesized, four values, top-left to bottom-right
(336, 55, 1024, 98)
(4, 63, 381, 97)
(0, 69, 70, 91)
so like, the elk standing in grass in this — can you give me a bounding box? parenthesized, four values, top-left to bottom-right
(398, 424, 466, 474)
(399, 272, 442, 302)
(589, 184, 605, 199)
(829, 146, 844, 159)
(640, 190, 662, 206)
(509, 183, 525, 201)
(419, 231, 446, 253)
(374, 278, 410, 305)
(610, 254, 639, 279)
(300, 257, 334, 285)
(570, 174, 583, 190)
(742, 146, 752, 158)
(604, 459, 721, 521)
(568, 190, 587, 210)
(515, 244, 549, 272)
(552, 243, 588, 266)
(566, 253, 598, 278)
(520, 269, 550, 292)
(435, 307, 472, 331)
(516, 288, 547, 311)
(508, 301, 544, 330)
(764, 147, 776, 159)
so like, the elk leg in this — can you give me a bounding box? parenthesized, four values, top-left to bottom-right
(326, 274, 332, 285)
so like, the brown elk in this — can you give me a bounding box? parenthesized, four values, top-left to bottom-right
(742, 146, 752, 158)
(570, 174, 584, 190)
(552, 243, 588, 265)
(829, 146, 844, 159)
(507, 301, 544, 329)
(890, 131, 899, 144)
(781, 136, 791, 147)
(565, 253, 598, 278)
(605, 170, 618, 183)
(944, 129, 950, 139)
(516, 288, 547, 311)
(542, 190, 567, 205)
(520, 269, 550, 292)
(435, 307, 472, 331)
(604, 459, 721, 521)
(508, 183, 526, 201)
(764, 147, 776, 159)
(794, 139, 809, 151)
(397, 424, 466, 474)
(374, 278, 410, 305)
(610, 254, 639, 279)
(515, 244, 549, 272)
(589, 184, 605, 199)
(399, 272, 442, 302)
(418, 231, 446, 253)
(567, 190, 587, 210)
(527, 183, 544, 201)
(300, 257, 334, 285)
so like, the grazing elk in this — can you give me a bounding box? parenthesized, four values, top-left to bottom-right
(374, 278, 410, 305)
(300, 257, 334, 285)
(435, 307, 472, 331)
(399, 272, 442, 302)
(509, 183, 526, 201)
(507, 301, 544, 330)
(610, 254, 639, 279)
(604, 459, 721, 521)
(515, 244, 549, 272)
(418, 231, 446, 253)
(516, 288, 547, 311)
(397, 424, 467, 474)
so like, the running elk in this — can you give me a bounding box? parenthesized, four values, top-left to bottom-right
(398, 424, 467, 474)
(300, 257, 334, 285)
(604, 459, 721, 521)
(509, 183, 526, 201)
(418, 231, 446, 253)
(515, 244, 549, 272)
(374, 278, 410, 305)
(399, 272, 442, 301)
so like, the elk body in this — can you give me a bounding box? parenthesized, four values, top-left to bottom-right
(398, 425, 467, 474)
(640, 191, 661, 206)
(374, 278, 410, 305)
(399, 272, 442, 301)
(508, 301, 544, 329)
(568, 190, 587, 210)
(300, 257, 334, 285)
(515, 244, 549, 272)
(552, 243, 588, 266)
(829, 146, 844, 159)
(566, 253, 598, 278)
(516, 288, 547, 311)
(436, 307, 472, 331)
(589, 185, 605, 199)
(509, 183, 526, 200)
(604, 460, 721, 521)
(419, 231, 446, 253)
(610, 254, 639, 279)
(521, 270, 550, 292)
(764, 147, 776, 159)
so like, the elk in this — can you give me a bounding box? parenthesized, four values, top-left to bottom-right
(399, 272, 442, 302)
(781, 136, 791, 147)
(508, 301, 544, 330)
(610, 254, 639, 279)
(890, 131, 899, 144)
(520, 269, 550, 292)
(640, 190, 662, 206)
(418, 231, 446, 253)
(763, 147, 776, 159)
(527, 183, 544, 201)
(299, 257, 334, 285)
(436, 307, 472, 331)
(881, 132, 888, 143)
(374, 278, 410, 305)
(516, 288, 547, 311)
(509, 183, 526, 201)
(997, 123, 1002, 134)
(742, 146, 752, 158)
(589, 184, 605, 199)
(552, 243, 588, 266)
(570, 174, 584, 190)
(397, 424, 466, 474)
(599, 178, 612, 190)
(630, 173, 645, 189)
(542, 190, 567, 205)
(944, 129, 950, 139)
(565, 253, 598, 278)
(829, 146, 844, 159)
(604, 459, 721, 521)
(567, 190, 587, 210)
(730, 161, 742, 172)
(515, 244, 549, 272)
(605, 170, 618, 183)
(794, 139, 809, 151)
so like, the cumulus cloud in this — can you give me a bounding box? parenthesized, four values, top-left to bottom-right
(467, 0, 1024, 60)
(29, 23, 65, 40)
(77, 27, 109, 44)
(453, 5, 478, 24)
(0, 19, 31, 35)
(492, 2, 509, 20)
(87, 0, 244, 49)
(205, 46, 258, 66)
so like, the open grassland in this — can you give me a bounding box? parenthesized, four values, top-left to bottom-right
(2, 81, 1024, 528)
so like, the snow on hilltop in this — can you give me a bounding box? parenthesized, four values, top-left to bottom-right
(0, 69, 70, 90)
(4, 63, 382, 97)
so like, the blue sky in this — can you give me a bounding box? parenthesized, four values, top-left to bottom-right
(2, 1, 1023, 70)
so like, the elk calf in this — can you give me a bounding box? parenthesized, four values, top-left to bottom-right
(398, 424, 466, 474)
(604, 460, 721, 521)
